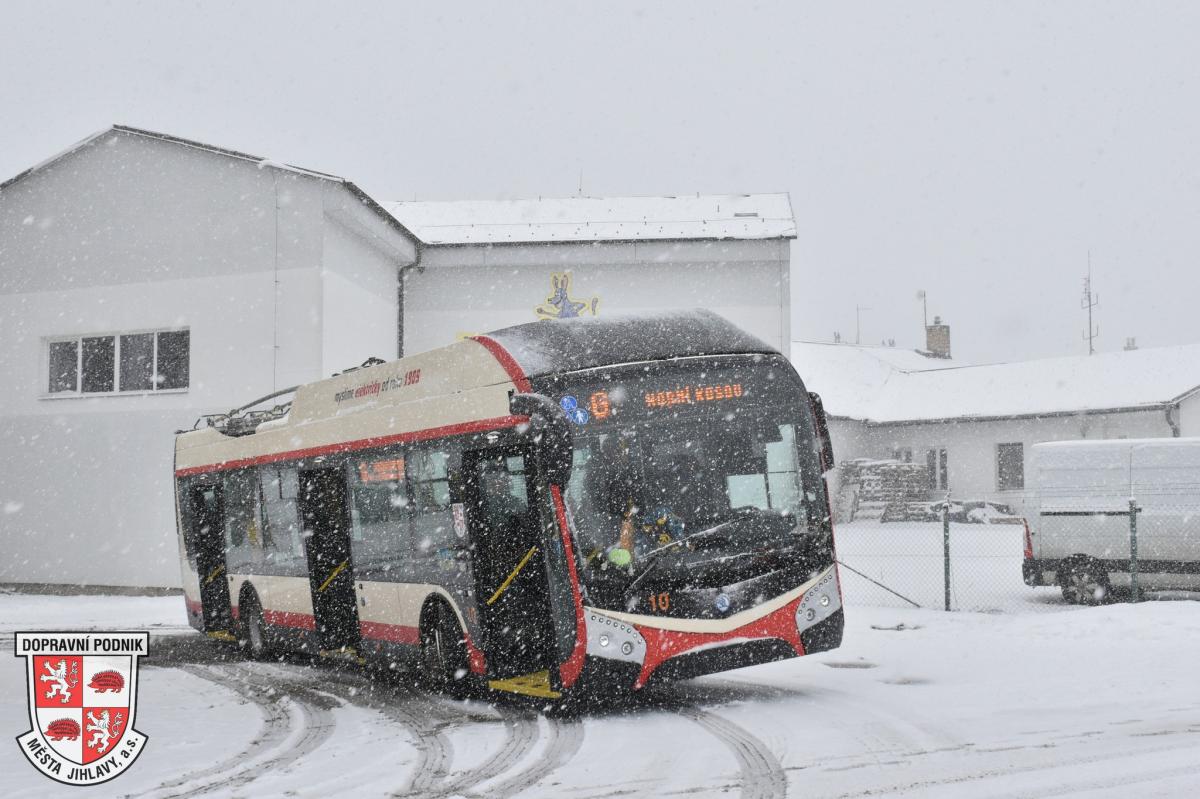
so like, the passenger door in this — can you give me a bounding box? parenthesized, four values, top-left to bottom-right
(299, 467, 361, 653)
(186, 483, 234, 633)
(463, 449, 557, 678)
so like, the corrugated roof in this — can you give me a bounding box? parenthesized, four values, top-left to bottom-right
(383, 193, 796, 245)
(791, 340, 1200, 424)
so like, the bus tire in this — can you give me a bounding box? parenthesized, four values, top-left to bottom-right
(419, 600, 469, 695)
(1060, 557, 1110, 606)
(240, 593, 272, 661)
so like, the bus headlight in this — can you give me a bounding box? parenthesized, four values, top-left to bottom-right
(795, 568, 841, 635)
(586, 612, 646, 664)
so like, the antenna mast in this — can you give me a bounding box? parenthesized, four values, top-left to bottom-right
(855, 305, 871, 345)
(1081, 252, 1099, 355)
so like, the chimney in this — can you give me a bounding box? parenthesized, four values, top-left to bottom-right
(926, 316, 951, 358)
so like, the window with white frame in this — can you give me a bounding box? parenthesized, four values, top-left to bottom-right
(46, 330, 189, 395)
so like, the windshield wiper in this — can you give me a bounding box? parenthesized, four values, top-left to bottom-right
(624, 517, 743, 594)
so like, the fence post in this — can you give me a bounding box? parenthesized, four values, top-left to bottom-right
(942, 497, 951, 611)
(1129, 497, 1140, 603)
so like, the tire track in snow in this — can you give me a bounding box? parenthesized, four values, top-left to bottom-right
(267, 664, 580, 799)
(138, 662, 338, 798)
(134, 663, 291, 798)
(472, 712, 585, 799)
(146, 643, 579, 798)
(840, 734, 1200, 796)
(673, 705, 787, 799)
(429, 706, 541, 798)
(246, 662, 460, 798)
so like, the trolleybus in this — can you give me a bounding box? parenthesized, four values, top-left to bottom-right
(173, 310, 843, 698)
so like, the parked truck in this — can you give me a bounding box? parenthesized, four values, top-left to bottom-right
(1024, 438, 1200, 604)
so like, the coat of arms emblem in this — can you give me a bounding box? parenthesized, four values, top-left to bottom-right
(14, 631, 149, 786)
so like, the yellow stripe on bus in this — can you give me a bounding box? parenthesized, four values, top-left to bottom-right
(317, 560, 349, 593)
(486, 546, 538, 606)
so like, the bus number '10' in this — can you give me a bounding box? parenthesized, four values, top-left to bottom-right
(649, 592, 670, 613)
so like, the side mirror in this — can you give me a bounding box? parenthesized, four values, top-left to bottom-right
(808, 392, 835, 473)
(510, 393, 574, 487)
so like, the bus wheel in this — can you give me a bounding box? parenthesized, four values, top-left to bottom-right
(419, 602, 468, 694)
(242, 596, 272, 661)
(1061, 559, 1110, 606)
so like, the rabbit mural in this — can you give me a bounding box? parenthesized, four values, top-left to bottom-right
(535, 272, 600, 320)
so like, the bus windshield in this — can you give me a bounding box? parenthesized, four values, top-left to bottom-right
(551, 357, 833, 616)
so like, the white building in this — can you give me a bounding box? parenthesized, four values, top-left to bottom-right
(0, 126, 419, 588)
(385, 194, 795, 355)
(0, 125, 796, 588)
(792, 338, 1200, 518)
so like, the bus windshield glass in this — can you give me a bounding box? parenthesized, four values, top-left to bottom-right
(549, 356, 833, 616)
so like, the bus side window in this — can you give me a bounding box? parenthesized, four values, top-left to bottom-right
(347, 451, 412, 572)
(409, 448, 455, 559)
(260, 466, 305, 562)
(222, 470, 262, 569)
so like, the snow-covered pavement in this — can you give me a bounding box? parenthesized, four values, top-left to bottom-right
(1, 591, 1198, 798)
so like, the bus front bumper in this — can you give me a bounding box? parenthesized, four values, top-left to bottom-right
(579, 565, 844, 690)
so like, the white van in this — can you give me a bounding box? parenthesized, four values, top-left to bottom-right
(1024, 438, 1200, 604)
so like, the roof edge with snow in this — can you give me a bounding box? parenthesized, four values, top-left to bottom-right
(0, 124, 419, 244)
(383, 193, 797, 246)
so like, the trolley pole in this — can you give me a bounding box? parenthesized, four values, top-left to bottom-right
(942, 497, 951, 611)
(1129, 498, 1140, 603)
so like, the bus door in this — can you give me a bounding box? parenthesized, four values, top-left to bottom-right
(298, 467, 361, 653)
(187, 483, 234, 633)
(463, 449, 557, 678)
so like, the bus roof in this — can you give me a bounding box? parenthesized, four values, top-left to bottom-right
(484, 309, 776, 380)
(176, 310, 775, 475)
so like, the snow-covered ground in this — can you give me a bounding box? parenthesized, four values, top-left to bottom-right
(2, 584, 1198, 798)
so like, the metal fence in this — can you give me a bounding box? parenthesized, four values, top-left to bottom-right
(832, 498, 1200, 612)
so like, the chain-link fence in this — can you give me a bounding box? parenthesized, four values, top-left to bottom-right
(834, 510, 1041, 612)
(834, 496, 1200, 612)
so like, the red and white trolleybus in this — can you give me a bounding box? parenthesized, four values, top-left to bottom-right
(173, 311, 843, 698)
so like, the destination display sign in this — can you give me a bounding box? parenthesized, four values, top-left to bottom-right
(544, 359, 797, 429)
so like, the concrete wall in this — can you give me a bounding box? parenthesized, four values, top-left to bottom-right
(0, 270, 313, 587)
(320, 216, 401, 377)
(0, 131, 414, 587)
(403, 238, 791, 355)
(0, 130, 326, 295)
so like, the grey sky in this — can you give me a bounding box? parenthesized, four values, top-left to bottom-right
(3, 1, 1199, 364)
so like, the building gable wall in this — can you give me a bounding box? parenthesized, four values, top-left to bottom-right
(405, 238, 790, 355)
(0, 130, 331, 294)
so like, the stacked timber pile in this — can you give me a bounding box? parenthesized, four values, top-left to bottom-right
(836, 458, 931, 522)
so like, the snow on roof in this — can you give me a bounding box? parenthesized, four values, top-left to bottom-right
(1033, 437, 1200, 451)
(790, 341, 959, 420)
(0, 125, 418, 242)
(791, 340, 1200, 424)
(382, 193, 796, 245)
